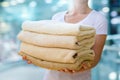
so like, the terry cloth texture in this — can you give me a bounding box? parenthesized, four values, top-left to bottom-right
(22, 20, 95, 36)
(18, 20, 96, 71)
(18, 31, 95, 49)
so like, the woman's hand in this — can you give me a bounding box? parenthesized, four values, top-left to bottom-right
(58, 61, 91, 74)
(22, 56, 91, 73)
(22, 56, 32, 64)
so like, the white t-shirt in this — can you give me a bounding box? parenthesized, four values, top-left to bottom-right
(43, 10, 108, 80)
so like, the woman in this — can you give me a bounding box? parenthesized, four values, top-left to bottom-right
(23, 0, 108, 80)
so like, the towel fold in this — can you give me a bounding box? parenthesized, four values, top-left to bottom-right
(18, 31, 95, 49)
(22, 20, 95, 36)
(19, 52, 94, 71)
(18, 20, 96, 71)
(20, 43, 95, 64)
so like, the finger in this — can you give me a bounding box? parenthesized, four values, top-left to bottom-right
(60, 68, 71, 73)
(64, 68, 69, 72)
(82, 61, 87, 65)
(59, 70, 64, 72)
(87, 62, 92, 67)
(62, 69, 66, 72)
(82, 65, 88, 69)
(72, 70, 76, 73)
(22, 56, 27, 60)
(82, 62, 89, 69)
(27, 61, 32, 64)
(65, 68, 74, 73)
(80, 67, 84, 71)
(84, 61, 92, 68)
(59, 69, 65, 72)
(59, 69, 75, 73)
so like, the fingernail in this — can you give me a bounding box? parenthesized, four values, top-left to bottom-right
(72, 70, 75, 73)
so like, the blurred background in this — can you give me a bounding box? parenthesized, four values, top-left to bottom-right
(0, 0, 120, 80)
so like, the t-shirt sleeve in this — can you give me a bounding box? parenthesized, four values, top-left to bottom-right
(51, 14, 57, 20)
(51, 12, 61, 20)
(95, 14, 108, 35)
(51, 11, 65, 21)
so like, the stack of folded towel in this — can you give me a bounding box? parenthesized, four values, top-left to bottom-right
(18, 20, 96, 71)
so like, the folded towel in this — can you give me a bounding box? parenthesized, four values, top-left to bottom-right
(20, 43, 95, 64)
(18, 20, 96, 71)
(22, 20, 96, 36)
(19, 52, 94, 71)
(18, 31, 95, 49)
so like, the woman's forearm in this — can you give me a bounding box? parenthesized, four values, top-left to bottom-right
(79, 35, 107, 72)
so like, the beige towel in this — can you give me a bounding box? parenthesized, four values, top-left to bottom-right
(20, 43, 95, 64)
(18, 31, 95, 49)
(22, 20, 96, 36)
(19, 52, 94, 71)
(18, 20, 96, 71)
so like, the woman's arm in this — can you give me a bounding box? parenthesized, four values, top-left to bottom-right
(80, 35, 107, 71)
(60, 35, 107, 73)
(90, 35, 107, 68)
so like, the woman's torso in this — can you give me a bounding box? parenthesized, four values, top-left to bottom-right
(43, 10, 107, 80)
